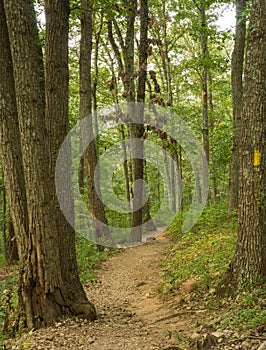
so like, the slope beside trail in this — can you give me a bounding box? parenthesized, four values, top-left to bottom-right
(6, 230, 207, 350)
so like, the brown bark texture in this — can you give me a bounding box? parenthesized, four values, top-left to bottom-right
(130, 0, 148, 242)
(228, 0, 246, 211)
(217, 0, 266, 296)
(200, 0, 209, 164)
(1, 0, 96, 329)
(0, 0, 29, 263)
(80, 0, 110, 241)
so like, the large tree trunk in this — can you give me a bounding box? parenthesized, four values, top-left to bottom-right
(130, 0, 148, 242)
(2, 0, 96, 329)
(80, 0, 110, 240)
(0, 0, 29, 264)
(45, 0, 96, 321)
(217, 0, 266, 296)
(228, 0, 246, 211)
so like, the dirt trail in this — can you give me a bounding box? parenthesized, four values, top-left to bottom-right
(4, 230, 263, 350)
(84, 233, 195, 349)
(5, 230, 203, 350)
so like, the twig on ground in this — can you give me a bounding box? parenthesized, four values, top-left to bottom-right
(151, 309, 206, 324)
(257, 340, 266, 350)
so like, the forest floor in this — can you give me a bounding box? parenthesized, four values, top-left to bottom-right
(3, 229, 265, 350)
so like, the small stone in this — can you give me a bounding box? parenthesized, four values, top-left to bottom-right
(212, 331, 224, 338)
(191, 332, 200, 340)
(88, 337, 95, 344)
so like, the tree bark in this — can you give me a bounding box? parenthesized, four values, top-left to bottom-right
(199, 0, 209, 164)
(208, 70, 217, 202)
(228, 0, 246, 211)
(162, 0, 173, 106)
(217, 0, 266, 296)
(119, 125, 131, 209)
(1, 177, 8, 263)
(0, 0, 29, 264)
(170, 156, 177, 212)
(45, 0, 96, 322)
(123, 0, 137, 104)
(80, 0, 110, 240)
(130, 0, 148, 242)
(7, 217, 19, 265)
(142, 159, 156, 231)
(2, 0, 96, 328)
(92, 14, 103, 136)
(162, 146, 172, 208)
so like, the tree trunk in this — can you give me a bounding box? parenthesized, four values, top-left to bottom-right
(92, 14, 103, 136)
(78, 155, 85, 196)
(130, 0, 148, 242)
(162, 146, 172, 208)
(7, 217, 19, 265)
(177, 146, 183, 211)
(228, 0, 246, 211)
(200, 0, 209, 164)
(1, 177, 8, 263)
(0, 0, 29, 264)
(2, 0, 96, 328)
(123, 0, 137, 104)
(172, 145, 183, 211)
(80, 0, 110, 240)
(208, 70, 217, 202)
(142, 160, 156, 231)
(119, 125, 131, 209)
(217, 0, 266, 296)
(45, 0, 96, 322)
(170, 156, 177, 212)
(162, 0, 173, 106)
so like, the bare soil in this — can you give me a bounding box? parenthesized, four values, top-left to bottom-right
(3, 231, 265, 350)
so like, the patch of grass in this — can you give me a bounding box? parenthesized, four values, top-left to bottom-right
(160, 201, 266, 332)
(217, 286, 266, 331)
(76, 235, 114, 283)
(0, 271, 19, 346)
(160, 202, 237, 293)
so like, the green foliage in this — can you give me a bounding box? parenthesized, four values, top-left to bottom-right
(0, 272, 19, 345)
(163, 329, 184, 342)
(76, 235, 112, 283)
(220, 286, 266, 330)
(204, 285, 266, 332)
(160, 202, 237, 293)
(160, 202, 266, 332)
